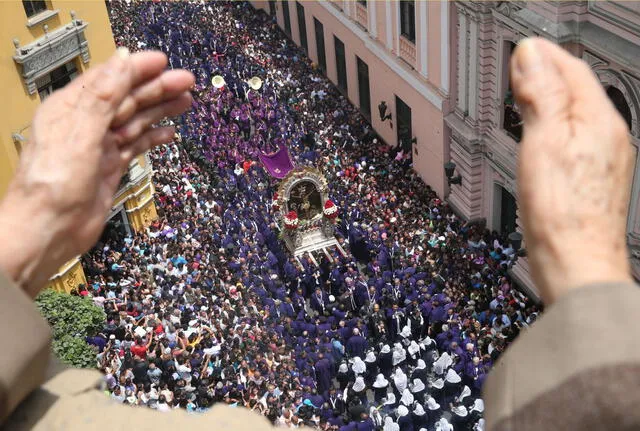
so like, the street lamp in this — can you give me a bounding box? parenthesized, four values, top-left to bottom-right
(378, 101, 392, 123)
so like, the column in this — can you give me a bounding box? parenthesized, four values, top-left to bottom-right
(456, 10, 468, 112)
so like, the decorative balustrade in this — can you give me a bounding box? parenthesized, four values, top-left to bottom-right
(355, 3, 368, 29)
(399, 36, 416, 67)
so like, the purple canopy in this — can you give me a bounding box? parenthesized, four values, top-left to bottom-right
(259, 142, 295, 179)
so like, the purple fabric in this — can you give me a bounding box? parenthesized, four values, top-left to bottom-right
(259, 143, 295, 179)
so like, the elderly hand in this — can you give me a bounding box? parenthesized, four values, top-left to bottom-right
(0, 48, 194, 297)
(512, 38, 634, 305)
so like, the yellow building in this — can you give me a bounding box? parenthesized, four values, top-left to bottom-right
(0, 1, 158, 293)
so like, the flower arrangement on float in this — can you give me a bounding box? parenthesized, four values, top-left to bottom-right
(284, 211, 299, 230)
(323, 200, 339, 221)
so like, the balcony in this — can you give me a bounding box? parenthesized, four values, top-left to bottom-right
(503, 92, 522, 142)
(13, 11, 90, 95)
(355, 2, 368, 29)
(399, 35, 416, 67)
(118, 172, 131, 191)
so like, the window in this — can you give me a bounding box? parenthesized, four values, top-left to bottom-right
(314, 18, 326, 72)
(282, 0, 292, 36)
(396, 96, 413, 158)
(502, 41, 522, 142)
(36, 61, 78, 101)
(400, 0, 416, 43)
(357, 0, 367, 6)
(334, 36, 348, 93)
(23, 0, 47, 18)
(296, 2, 308, 53)
(607, 86, 633, 130)
(357, 56, 371, 119)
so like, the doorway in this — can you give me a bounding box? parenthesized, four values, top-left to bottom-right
(395, 95, 412, 160)
(314, 17, 326, 72)
(494, 184, 517, 235)
(357, 56, 371, 120)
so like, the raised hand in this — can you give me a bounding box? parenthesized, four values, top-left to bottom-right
(511, 38, 634, 304)
(0, 48, 194, 297)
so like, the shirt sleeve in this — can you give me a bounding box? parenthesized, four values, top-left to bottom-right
(0, 269, 52, 424)
(483, 281, 640, 431)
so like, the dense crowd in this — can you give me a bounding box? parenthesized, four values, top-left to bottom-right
(80, 2, 541, 429)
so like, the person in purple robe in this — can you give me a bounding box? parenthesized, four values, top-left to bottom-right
(346, 328, 368, 359)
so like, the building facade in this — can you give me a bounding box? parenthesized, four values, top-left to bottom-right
(251, 1, 640, 298)
(447, 1, 640, 296)
(0, 0, 158, 293)
(251, 0, 456, 197)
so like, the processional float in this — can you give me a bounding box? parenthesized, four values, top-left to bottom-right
(212, 73, 344, 262)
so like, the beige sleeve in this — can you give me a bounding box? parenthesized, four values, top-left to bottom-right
(484, 282, 640, 431)
(0, 270, 51, 424)
(7, 367, 304, 431)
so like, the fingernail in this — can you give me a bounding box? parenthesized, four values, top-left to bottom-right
(516, 38, 542, 74)
(116, 46, 130, 60)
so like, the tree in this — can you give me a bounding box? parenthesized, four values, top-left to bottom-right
(35, 290, 106, 368)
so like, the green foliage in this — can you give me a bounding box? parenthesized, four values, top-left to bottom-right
(36, 290, 105, 368)
(52, 334, 98, 368)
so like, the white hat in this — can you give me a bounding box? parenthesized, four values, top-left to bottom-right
(109, 334, 116, 340)
(452, 404, 468, 417)
(457, 385, 472, 402)
(400, 389, 414, 406)
(397, 405, 409, 417)
(435, 418, 453, 431)
(415, 359, 426, 370)
(445, 369, 462, 384)
(433, 352, 452, 375)
(365, 351, 376, 363)
(383, 392, 397, 406)
(471, 398, 485, 413)
(352, 357, 366, 375)
(426, 396, 440, 410)
(413, 404, 426, 416)
(430, 378, 444, 389)
(373, 374, 389, 388)
(381, 345, 391, 354)
(411, 378, 425, 393)
(400, 326, 411, 338)
(421, 336, 434, 347)
(247, 76, 263, 90)
(329, 295, 336, 302)
(408, 341, 420, 355)
(211, 75, 226, 88)
(352, 376, 366, 392)
(338, 363, 348, 373)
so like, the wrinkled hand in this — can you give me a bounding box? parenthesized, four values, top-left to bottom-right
(511, 38, 634, 304)
(0, 48, 194, 297)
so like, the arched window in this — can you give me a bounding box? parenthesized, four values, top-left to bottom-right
(606, 86, 633, 130)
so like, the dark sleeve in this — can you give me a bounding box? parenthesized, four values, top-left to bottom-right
(484, 282, 640, 431)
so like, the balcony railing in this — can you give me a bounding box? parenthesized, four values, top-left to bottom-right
(118, 172, 130, 190)
(399, 35, 416, 67)
(355, 3, 368, 29)
(503, 93, 522, 142)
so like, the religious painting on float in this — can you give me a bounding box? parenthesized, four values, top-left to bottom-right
(273, 167, 340, 256)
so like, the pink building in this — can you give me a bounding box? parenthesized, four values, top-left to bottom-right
(250, 1, 640, 298)
(250, 0, 457, 198)
(448, 1, 640, 296)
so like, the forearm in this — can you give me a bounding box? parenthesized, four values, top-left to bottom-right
(484, 281, 640, 430)
(0, 184, 68, 298)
